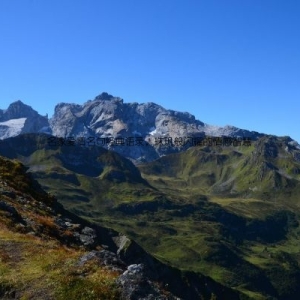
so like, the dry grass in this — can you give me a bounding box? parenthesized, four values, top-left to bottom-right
(0, 224, 120, 299)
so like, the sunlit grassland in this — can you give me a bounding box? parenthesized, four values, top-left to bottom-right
(0, 226, 120, 300)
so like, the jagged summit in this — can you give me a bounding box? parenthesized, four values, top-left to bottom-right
(49, 92, 263, 161)
(0, 100, 49, 140)
(0, 100, 38, 121)
(94, 92, 115, 100)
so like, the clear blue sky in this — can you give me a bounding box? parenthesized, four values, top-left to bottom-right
(0, 0, 299, 142)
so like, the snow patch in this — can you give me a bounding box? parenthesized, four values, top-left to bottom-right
(0, 118, 27, 139)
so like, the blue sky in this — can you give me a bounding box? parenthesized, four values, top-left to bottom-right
(0, 0, 299, 142)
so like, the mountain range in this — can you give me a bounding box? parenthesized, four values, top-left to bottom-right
(0, 92, 273, 162)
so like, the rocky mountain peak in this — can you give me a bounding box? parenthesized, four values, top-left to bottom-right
(94, 92, 115, 100)
(0, 101, 50, 139)
(45, 92, 266, 161)
(0, 100, 39, 122)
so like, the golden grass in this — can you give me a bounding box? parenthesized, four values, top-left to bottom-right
(0, 225, 120, 299)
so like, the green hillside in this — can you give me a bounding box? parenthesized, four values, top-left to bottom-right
(139, 135, 300, 202)
(0, 134, 161, 213)
(137, 135, 300, 299)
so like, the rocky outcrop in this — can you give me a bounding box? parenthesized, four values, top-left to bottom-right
(117, 263, 179, 300)
(113, 234, 241, 300)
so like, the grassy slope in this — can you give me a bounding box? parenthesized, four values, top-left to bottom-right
(0, 228, 119, 300)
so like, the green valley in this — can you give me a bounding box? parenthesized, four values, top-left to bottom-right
(1, 133, 300, 299)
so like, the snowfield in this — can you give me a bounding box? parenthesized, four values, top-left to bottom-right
(0, 118, 27, 139)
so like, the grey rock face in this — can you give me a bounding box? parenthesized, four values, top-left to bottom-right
(73, 226, 97, 247)
(49, 92, 263, 161)
(77, 249, 126, 272)
(117, 263, 179, 300)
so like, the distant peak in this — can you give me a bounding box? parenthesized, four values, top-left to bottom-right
(2, 100, 39, 121)
(10, 100, 26, 106)
(7, 100, 34, 111)
(94, 92, 114, 101)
